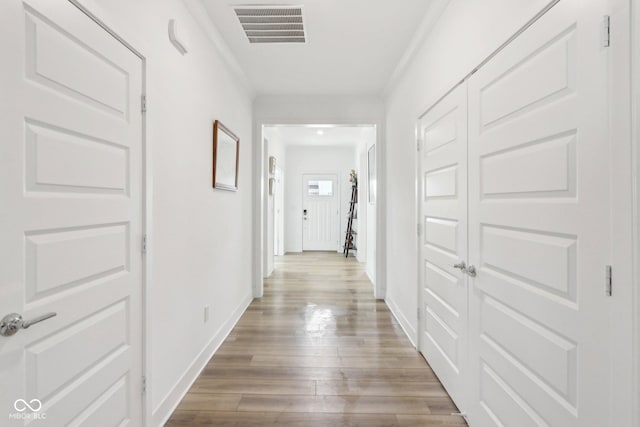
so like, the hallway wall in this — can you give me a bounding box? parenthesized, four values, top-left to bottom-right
(264, 138, 286, 276)
(383, 0, 552, 344)
(73, 0, 254, 424)
(357, 141, 377, 284)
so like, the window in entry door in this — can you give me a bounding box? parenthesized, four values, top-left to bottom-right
(307, 180, 333, 196)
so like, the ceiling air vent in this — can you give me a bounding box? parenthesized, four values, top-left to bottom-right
(234, 6, 306, 44)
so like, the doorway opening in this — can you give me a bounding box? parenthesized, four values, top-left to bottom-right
(260, 124, 377, 291)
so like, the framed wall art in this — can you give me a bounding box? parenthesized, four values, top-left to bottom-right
(269, 156, 276, 175)
(212, 120, 239, 191)
(269, 177, 275, 195)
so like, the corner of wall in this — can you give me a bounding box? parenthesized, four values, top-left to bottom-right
(181, 0, 254, 97)
(384, 0, 452, 97)
(152, 292, 252, 426)
(385, 297, 417, 348)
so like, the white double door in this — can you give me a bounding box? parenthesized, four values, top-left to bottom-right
(302, 174, 339, 251)
(0, 0, 144, 425)
(419, 0, 614, 425)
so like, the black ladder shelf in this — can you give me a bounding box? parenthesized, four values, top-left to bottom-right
(343, 184, 358, 257)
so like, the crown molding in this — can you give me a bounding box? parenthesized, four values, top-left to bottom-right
(384, 0, 451, 97)
(181, 0, 255, 98)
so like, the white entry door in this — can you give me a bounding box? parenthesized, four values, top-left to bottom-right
(0, 0, 144, 425)
(418, 83, 468, 411)
(302, 174, 339, 251)
(467, 0, 612, 425)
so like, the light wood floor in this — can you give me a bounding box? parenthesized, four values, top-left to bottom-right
(166, 252, 466, 426)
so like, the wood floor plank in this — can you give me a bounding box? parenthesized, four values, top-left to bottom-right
(202, 366, 438, 382)
(236, 395, 434, 415)
(165, 252, 465, 426)
(316, 380, 450, 397)
(189, 378, 316, 395)
(168, 411, 401, 427)
(172, 393, 241, 412)
(396, 414, 469, 426)
(217, 345, 340, 357)
(249, 355, 429, 369)
(208, 354, 253, 366)
(337, 346, 420, 357)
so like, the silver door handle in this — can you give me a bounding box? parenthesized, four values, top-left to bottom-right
(0, 312, 57, 337)
(453, 261, 466, 270)
(465, 265, 477, 277)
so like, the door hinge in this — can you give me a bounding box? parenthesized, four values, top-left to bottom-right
(417, 223, 421, 237)
(141, 94, 147, 113)
(142, 376, 147, 394)
(417, 307, 420, 320)
(142, 235, 148, 254)
(605, 265, 612, 296)
(416, 140, 421, 152)
(602, 15, 610, 47)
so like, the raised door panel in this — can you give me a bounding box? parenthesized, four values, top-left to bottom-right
(419, 83, 468, 412)
(0, 0, 143, 425)
(467, 0, 611, 425)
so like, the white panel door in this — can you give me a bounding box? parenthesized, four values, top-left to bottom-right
(467, 0, 611, 425)
(418, 83, 468, 412)
(0, 0, 143, 425)
(302, 174, 339, 251)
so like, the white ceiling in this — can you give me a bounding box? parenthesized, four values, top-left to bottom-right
(264, 125, 375, 147)
(198, 0, 433, 96)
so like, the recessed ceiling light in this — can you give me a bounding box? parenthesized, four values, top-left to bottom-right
(317, 130, 324, 135)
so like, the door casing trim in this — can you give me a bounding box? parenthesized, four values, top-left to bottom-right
(66, 1, 150, 424)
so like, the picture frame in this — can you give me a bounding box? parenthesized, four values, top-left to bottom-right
(269, 177, 275, 195)
(212, 120, 240, 191)
(269, 156, 276, 175)
(368, 144, 376, 204)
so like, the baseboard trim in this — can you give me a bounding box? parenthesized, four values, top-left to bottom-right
(366, 270, 376, 287)
(151, 293, 252, 426)
(385, 297, 417, 348)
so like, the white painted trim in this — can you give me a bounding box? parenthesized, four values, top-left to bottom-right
(254, 119, 384, 300)
(414, 123, 422, 353)
(263, 136, 272, 278)
(152, 293, 252, 426)
(254, 123, 265, 297)
(366, 270, 375, 287)
(141, 86, 152, 427)
(180, 0, 254, 97)
(386, 297, 417, 348)
(374, 124, 386, 300)
(632, 0, 640, 423)
(608, 1, 634, 425)
(66, 2, 151, 423)
(274, 166, 286, 257)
